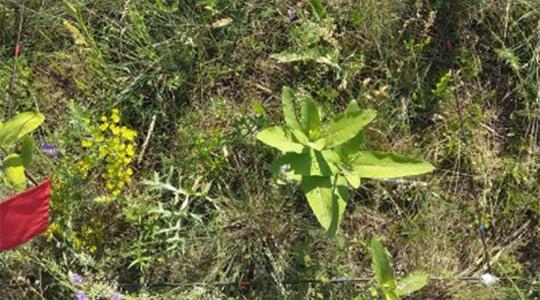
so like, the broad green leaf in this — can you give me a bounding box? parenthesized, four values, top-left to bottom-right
(371, 237, 396, 291)
(344, 99, 361, 113)
(21, 135, 33, 167)
(396, 272, 430, 296)
(291, 129, 309, 145)
(269, 149, 339, 176)
(324, 106, 376, 147)
(343, 168, 361, 188)
(0, 112, 44, 148)
(2, 153, 27, 191)
(309, 0, 327, 19)
(282, 86, 301, 130)
(252, 100, 266, 116)
(337, 131, 364, 158)
(307, 138, 326, 151)
(301, 175, 349, 236)
(256, 126, 305, 154)
(350, 151, 434, 179)
(300, 96, 321, 139)
(383, 290, 399, 300)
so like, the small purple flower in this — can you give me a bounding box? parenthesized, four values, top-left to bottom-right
(287, 9, 298, 21)
(74, 290, 89, 300)
(41, 143, 58, 158)
(110, 292, 123, 300)
(69, 273, 84, 284)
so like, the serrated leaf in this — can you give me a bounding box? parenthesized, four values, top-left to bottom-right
(0, 112, 44, 148)
(324, 106, 376, 147)
(496, 48, 521, 71)
(256, 126, 305, 153)
(309, 0, 327, 19)
(301, 96, 321, 139)
(211, 17, 233, 28)
(282, 86, 301, 130)
(21, 135, 33, 167)
(301, 175, 349, 236)
(271, 48, 341, 70)
(350, 151, 434, 179)
(396, 272, 429, 296)
(3, 153, 26, 191)
(269, 149, 339, 176)
(371, 237, 396, 290)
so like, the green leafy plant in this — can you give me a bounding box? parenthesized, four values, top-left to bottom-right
(0, 112, 45, 191)
(256, 87, 434, 235)
(143, 168, 212, 255)
(271, 0, 341, 71)
(370, 237, 429, 299)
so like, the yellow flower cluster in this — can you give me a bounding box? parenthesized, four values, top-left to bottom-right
(79, 108, 138, 197)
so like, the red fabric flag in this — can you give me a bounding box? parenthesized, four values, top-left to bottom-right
(0, 179, 51, 250)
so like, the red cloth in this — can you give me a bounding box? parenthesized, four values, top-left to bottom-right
(0, 179, 51, 250)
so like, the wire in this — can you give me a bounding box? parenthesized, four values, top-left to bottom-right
(452, 70, 493, 273)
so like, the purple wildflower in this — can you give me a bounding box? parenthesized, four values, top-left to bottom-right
(287, 9, 297, 21)
(40, 143, 58, 158)
(110, 292, 123, 300)
(69, 273, 84, 284)
(74, 290, 89, 300)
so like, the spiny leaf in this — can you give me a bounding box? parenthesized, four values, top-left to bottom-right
(0, 112, 44, 148)
(350, 151, 434, 179)
(256, 126, 305, 154)
(301, 175, 349, 236)
(396, 272, 430, 296)
(271, 48, 341, 70)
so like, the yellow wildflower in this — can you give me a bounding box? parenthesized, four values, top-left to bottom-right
(111, 113, 120, 124)
(81, 140, 93, 148)
(126, 144, 135, 157)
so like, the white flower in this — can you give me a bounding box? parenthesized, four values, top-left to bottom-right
(481, 273, 498, 287)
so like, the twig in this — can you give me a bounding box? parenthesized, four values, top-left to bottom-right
(24, 171, 38, 186)
(6, 0, 26, 119)
(137, 114, 157, 164)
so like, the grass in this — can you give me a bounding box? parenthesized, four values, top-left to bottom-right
(0, 0, 539, 299)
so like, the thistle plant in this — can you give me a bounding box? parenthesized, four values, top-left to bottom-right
(0, 112, 45, 192)
(256, 87, 434, 235)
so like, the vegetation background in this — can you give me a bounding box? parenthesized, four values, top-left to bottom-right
(0, 0, 538, 299)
